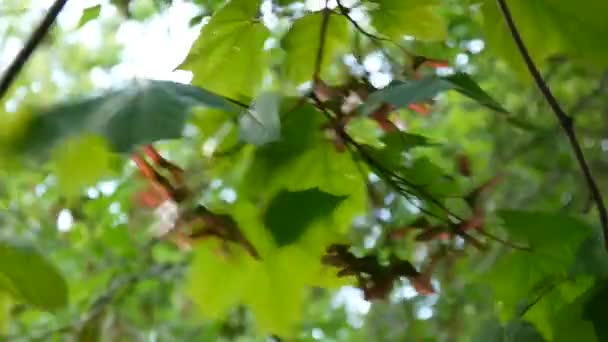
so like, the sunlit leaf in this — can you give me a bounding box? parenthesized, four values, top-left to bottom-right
(77, 5, 102, 28)
(345, 117, 385, 148)
(179, 0, 269, 99)
(281, 11, 350, 85)
(52, 134, 117, 197)
(187, 240, 257, 319)
(369, 0, 448, 41)
(481, 0, 608, 74)
(244, 104, 366, 233)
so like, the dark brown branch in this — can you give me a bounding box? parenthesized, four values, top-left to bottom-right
(496, 0, 608, 249)
(0, 0, 69, 101)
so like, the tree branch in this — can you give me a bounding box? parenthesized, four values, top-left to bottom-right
(0, 0, 69, 102)
(496, 0, 608, 249)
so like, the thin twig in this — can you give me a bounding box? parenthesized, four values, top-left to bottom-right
(335, 0, 407, 67)
(477, 230, 531, 252)
(496, 0, 608, 249)
(0, 0, 69, 101)
(313, 2, 331, 80)
(519, 279, 561, 317)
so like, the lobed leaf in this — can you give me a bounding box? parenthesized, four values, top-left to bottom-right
(179, 0, 270, 99)
(18, 80, 242, 155)
(368, 0, 448, 42)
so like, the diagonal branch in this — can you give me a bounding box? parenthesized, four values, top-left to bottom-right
(0, 0, 69, 101)
(496, 0, 608, 249)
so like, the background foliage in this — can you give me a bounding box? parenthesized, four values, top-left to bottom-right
(1, 0, 607, 341)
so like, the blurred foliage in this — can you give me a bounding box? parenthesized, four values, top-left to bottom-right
(1, 0, 607, 341)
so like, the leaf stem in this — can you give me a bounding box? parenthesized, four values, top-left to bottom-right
(0, 0, 69, 101)
(313, 2, 331, 80)
(496, 0, 608, 249)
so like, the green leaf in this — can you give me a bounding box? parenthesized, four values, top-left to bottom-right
(52, 134, 117, 197)
(77, 5, 102, 28)
(362, 74, 507, 115)
(483, 212, 593, 322)
(498, 211, 592, 260)
(179, 0, 270, 99)
(360, 77, 451, 116)
(277, 0, 300, 5)
(523, 276, 594, 340)
(504, 320, 546, 342)
(187, 239, 257, 320)
(569, 227, 608, 278)
(264, 188, 346, 247)
(368, 0, 447, 41)
(583, 281, 608, 341)
(188, 202, 346, 337)
(239, 92, 281, 146)
(19, 80, 241, 155)
(481, 0, 608, 74)
(243, 104, 367, 233)
(0, 241, 68, 311)
(281, 11, 350, 85)
(345, 117, 385, 148)
(473, 319, 504, 342)
(443, 73, 508, 113)
(367, 131, 434, 168)
(0, 293, 8, 334)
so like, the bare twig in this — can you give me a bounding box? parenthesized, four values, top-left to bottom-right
(519, 279, 561, 317)
(496, 0, 608, 248)
(313, 2, 331, 80)
(335, 0, 407, 67)
(477, 230, 531, 252)
(0, 0, 69, 101)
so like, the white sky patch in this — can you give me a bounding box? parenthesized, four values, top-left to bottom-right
(375, 208, 391, 222)
(20, 0, 198, 85)
(108, 202, 121, 214)
(311, 328, 325, 340)
(601, 139, 608, 152)
(332, 286, 371, 328)
(363, 53, 383, 73)
(34, 183, 47, 197)
(370, 72, 392, 88)
(394, 283, 418, 300)
(87, 187, 100, 199)
(97, 180, 118, 196)
(219, 188, 237, 203)
(455, 53, 469, 66)
(467, 39, 485, 54)
(364, 224, 382, 249)
(416, 306, 433, 320)
(57, 209, 74, 232)
(113, 1, 200, 83)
